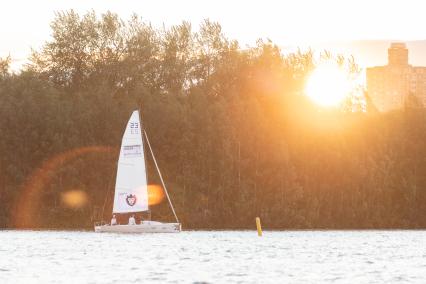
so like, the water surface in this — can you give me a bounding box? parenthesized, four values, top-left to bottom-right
(1, 230, 425, 283)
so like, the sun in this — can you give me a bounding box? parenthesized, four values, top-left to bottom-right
(305, 63, 351, 107)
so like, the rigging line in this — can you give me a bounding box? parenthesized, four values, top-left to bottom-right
(143, 130, 179, 223)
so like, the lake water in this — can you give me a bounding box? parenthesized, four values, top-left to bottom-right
(0, 230, 425, 283)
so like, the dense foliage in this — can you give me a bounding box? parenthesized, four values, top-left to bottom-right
(1, 11, 425, 229)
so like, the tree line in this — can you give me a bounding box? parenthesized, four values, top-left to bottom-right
(1, 10, 425, 229)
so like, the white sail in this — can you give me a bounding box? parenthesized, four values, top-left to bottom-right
(112, 110, 149, 213)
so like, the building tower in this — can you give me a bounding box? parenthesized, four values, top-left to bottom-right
(366, 42, 426, 112)
(388, 42, 409, 67)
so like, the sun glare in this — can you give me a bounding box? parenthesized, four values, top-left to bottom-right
(305, 63, 351, 107)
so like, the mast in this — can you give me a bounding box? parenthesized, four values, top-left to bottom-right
(138, 109, 149, 200)
(143, 130, 180, 223)
(139, 108, 152, 220)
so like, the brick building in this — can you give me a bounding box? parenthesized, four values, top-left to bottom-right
(366, 43, 426, 112)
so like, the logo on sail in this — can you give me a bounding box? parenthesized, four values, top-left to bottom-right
(126, 194, 137, 206)
(123, 145, 142, 157)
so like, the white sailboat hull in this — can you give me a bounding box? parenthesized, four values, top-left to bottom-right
(94, 221, 181, 233)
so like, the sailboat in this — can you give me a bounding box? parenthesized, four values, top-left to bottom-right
(94, 110, 181, 233)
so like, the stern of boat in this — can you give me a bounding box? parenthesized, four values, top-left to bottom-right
(94, 221, 106, 232)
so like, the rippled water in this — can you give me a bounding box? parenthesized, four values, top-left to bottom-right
(1, 230, 425, 283)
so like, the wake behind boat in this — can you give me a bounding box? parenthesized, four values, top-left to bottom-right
(95, 110, 181, 233)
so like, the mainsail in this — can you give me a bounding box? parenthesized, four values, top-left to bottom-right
(112, 110, 149, 213)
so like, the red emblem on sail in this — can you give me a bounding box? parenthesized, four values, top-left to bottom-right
(126, 194, 137, 206)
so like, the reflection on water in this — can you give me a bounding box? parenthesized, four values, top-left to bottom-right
(0, 231, 425, 283)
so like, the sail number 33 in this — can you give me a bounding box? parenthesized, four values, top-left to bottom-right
(130, 122, 139, 134)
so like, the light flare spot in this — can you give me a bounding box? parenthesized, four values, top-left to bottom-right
(61, 190, 88, 209)
(12, 146, 113, 228)
(148, 185, 165, 206)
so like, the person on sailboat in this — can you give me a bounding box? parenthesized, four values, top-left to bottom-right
(111, 214, 117, 226)
(128, 215, 136, 225)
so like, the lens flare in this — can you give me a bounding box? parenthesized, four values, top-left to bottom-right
(12, 146, 114, 228)
(147, 184, 165, 206)
(61, 189, 88, 209)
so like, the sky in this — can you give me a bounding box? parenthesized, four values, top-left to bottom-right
(1, 0, 426, 70)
